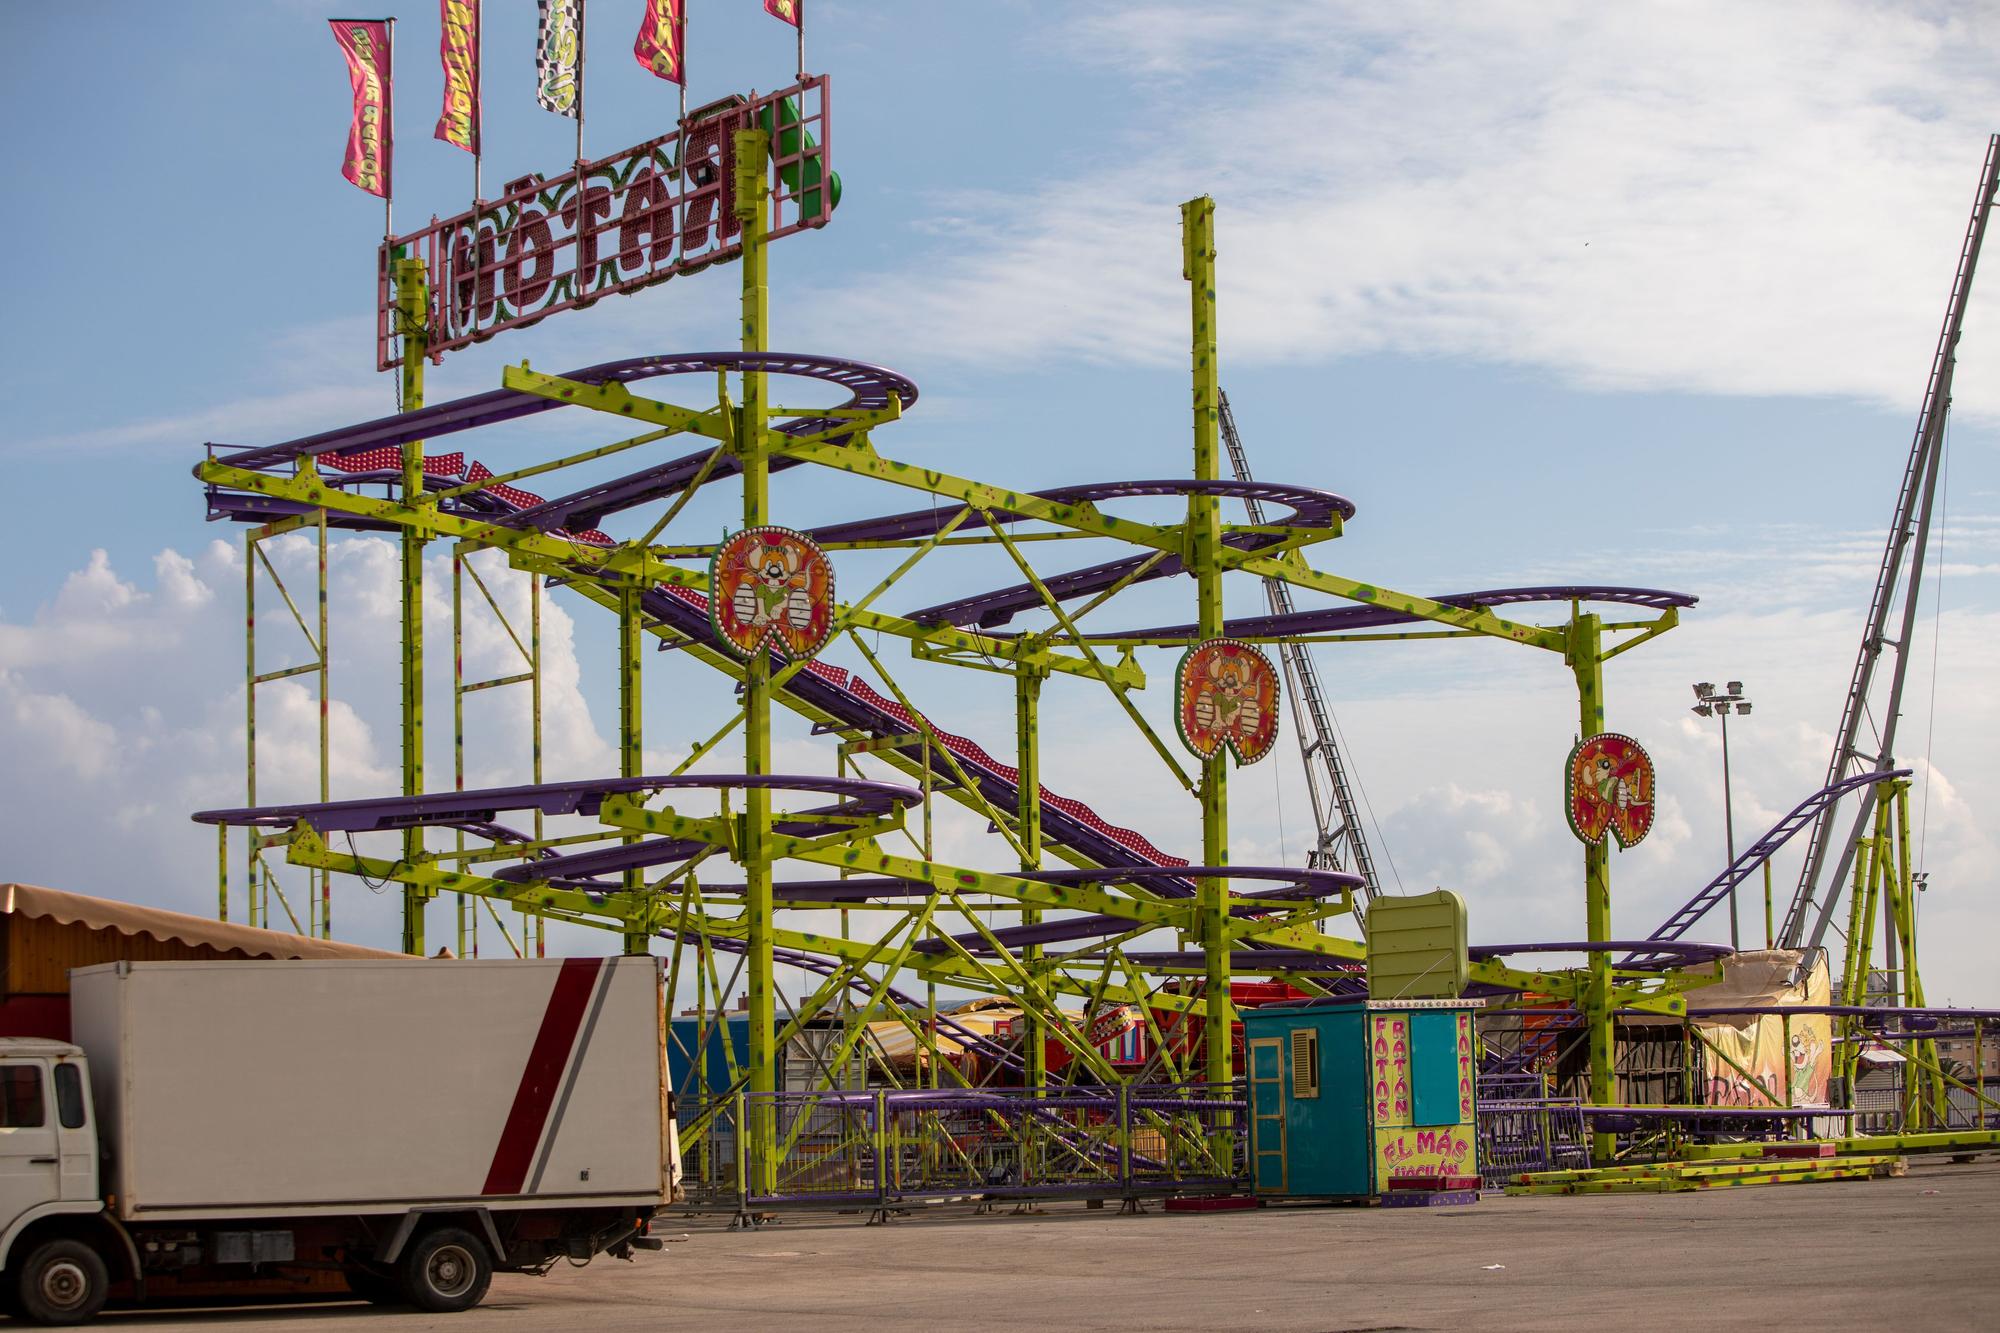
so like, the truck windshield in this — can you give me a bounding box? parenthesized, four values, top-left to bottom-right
(0, 1066, 44, 1128)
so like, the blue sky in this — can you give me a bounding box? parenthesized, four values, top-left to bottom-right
(3, 3, 1998, 1001)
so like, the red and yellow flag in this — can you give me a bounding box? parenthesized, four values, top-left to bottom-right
(633, 0, 685, 85)
(763, 0, 801, 26)
(330, 19, 393, 198)
(434, 0, 480, 153)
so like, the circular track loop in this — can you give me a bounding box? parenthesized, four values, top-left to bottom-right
(207, 352, 919, 474)
(809, 479, 1355, 631)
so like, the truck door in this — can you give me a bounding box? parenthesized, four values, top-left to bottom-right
(51, 1060, 98, 1204)
(0, 1060, 61, 1226)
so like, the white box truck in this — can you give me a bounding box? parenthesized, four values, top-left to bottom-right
(0, 956, 679, 1324)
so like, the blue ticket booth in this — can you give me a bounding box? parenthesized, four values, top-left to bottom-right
(1242, 998, 1480, 1198)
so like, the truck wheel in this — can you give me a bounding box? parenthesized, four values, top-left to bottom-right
(13, 1238, 109, 1326)
(396, 1227, 492, 1313)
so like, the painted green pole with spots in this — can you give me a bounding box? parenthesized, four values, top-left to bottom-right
(735, 128, 778, 1196)
(1183, 197, 1234, 1108)
(1567, 610, 1616, 1163)
(395, 254, 429, 958)
(1017, 666, 1048, 1093)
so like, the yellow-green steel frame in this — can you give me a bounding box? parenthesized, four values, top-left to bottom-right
(202, 189, 1724, 1188)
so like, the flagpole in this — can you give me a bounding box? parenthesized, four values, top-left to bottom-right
(473, 0, 484, 208)
(797, 1, 805, 80)
(673, 1, 687, 226)
(384, 16, 396, 246)
(575, 0, 587, 166)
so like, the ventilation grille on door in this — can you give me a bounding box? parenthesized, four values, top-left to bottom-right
(1290, 1028, 1320, 1099)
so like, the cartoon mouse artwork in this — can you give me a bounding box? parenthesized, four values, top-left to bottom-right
(1565, 732, 1656, 849)
(710, 526, 835, 659)
(1175, 638, 1280, 764)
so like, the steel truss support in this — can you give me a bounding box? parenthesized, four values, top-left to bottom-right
(1833, 778, 1949, 1129)
(201, 189, 1719, 1192)
(451, 544, 547, 958)
(238, 508, 330, 936)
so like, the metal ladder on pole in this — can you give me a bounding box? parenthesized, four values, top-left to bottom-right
(1781, 134, 2000, 950)
(1219, 389, 1384, 902)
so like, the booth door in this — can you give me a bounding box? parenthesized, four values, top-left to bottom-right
(1248, 1037, 1287, 1193)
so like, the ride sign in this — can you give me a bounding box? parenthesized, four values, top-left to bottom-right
(1565, 731, 1656, 849)
(377, 76, 835, 369)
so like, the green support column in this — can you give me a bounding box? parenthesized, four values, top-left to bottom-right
(394, 255, 430, 958)
(1182, 196, 1233, 1096)
(619, 581, 648, 954)
(735, 129, 777, 1196)
(1567, 610, 1615, 1164)
(530, 573, 546, 957)
(453, 552, 468, 957)
(244, 530, 257, 929)
(316, 508, 331, 938)
(1016, 668, 1047, 1091)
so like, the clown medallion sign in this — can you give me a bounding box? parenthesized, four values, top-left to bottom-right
(1175, 639, 1280, 764)
(1565, 732, 1656, 849)
(710, 526, 835, 660)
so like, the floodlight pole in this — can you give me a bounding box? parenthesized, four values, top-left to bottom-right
(1721, 704, 1737, 946)
(1691, 680, 1751, 950)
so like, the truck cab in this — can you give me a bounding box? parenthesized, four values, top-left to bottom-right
(0, 1040, 118, 1324)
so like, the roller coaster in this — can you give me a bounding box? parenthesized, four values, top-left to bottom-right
(186, 87, 2000, 1203)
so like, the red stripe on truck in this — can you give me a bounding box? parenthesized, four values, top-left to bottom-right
(483, 957, 605, 1195)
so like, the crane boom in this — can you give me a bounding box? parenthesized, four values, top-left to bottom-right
(1219, 390, 1384, 902)
(1782, 134, 2000, 950)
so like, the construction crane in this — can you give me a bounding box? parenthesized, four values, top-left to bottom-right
(1219, 389, 1386, 903)
(1781, 134, 2000, 951)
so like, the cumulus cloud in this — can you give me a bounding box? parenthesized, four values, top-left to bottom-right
(793, 0, 2000, 419)
(0, 540, 626, 955)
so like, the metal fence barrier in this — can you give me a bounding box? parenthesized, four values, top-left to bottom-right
(676, 1084, 1247, 1212)
(1475, 1096, 1589, 1186)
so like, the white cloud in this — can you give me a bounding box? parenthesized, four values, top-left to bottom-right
(796, 1, 2000, 418)
(2, 676, 119, 782)
(12, 384, 387, 457)
(0, 541, 623, 954)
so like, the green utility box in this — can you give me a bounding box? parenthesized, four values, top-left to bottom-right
(1242, 998, 1480, 1198)
(1366, 889, 1469, 1000)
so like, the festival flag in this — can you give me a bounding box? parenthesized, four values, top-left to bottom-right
(763, 0, 801, 26)
(434, 0, 481, 153)
(633, 0, 684, 85)
(330, 19, 393, 198)
(535, 0, 583, 117)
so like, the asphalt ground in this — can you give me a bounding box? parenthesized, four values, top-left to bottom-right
(93, 1155, 2000, 1332)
